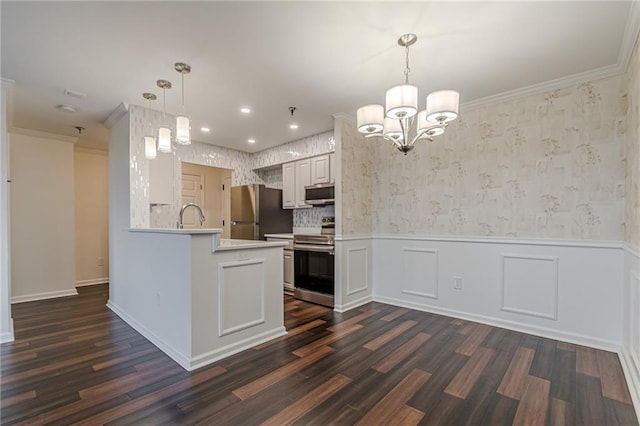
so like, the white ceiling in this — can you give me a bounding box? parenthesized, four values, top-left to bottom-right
(1, 1, 638, 152)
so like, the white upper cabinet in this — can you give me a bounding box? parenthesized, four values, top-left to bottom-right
(149, 151, 174, 205)
(310, 154, 330, 185)
(282, 162, 296, 209)
(295, 159, 311, 209)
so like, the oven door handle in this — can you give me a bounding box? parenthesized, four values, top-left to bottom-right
(294, 244, 335, 254)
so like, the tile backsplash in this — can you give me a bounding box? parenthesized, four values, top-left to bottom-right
(293, 205, 335, 229)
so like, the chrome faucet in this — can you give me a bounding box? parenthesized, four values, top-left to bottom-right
(177, 203, 205, 229)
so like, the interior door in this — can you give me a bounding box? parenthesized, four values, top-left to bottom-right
(181, 172, 203, 228)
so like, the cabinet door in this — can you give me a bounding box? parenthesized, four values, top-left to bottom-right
(282, 162, 296, 209)
(295, 159, 311, 208)
(283, 249, 294, 292)
(310, 154, 330, 185)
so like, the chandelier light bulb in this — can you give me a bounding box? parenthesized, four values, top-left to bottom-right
(426, 90, 460, 123)
(385, 84, 418, 119)
(357, 104, 384, 134)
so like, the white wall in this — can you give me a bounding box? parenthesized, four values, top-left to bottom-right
(1, 79, 14, 342)
(373, 236, 623, 350)
(74, 147, 109, 286)
(9, 130, 77, 302)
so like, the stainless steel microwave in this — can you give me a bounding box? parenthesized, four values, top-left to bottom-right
(304, 182, 334, 206)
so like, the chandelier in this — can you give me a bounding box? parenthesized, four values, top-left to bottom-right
(356, 33, 459, 155)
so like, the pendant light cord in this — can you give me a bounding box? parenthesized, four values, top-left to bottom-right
(404, 44, 411, 84)
(181, 72, 185, 112)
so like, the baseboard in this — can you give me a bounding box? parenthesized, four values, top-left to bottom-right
(75, 278, 109, 287)
(189, 327, 287, 371)
(11, 289, 79, 304)
(334, 295, 373, 313)
(373, 295, 620, 352)
(0, 319, 14, 344)
(619, 346, 640, 418)
(106, 300, 191, 370)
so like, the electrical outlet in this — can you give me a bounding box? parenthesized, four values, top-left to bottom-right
(453, 277, 463, 290)
(97, 257, 104, 266)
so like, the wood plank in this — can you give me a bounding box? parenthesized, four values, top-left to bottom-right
(355, 368, 431, 426)
(72, 365, 226, 425)
(0, 390, 36, 408)
(233, 345, 334, 400)
(556, 341, 576, 352)
(292, 324, 362, 358)
(576, 345, 599, 377)
(576, 373, 606, 425)
(373, 332, 432, 374)
(444, 347, 495, 399)
(327, 309, 380, 332)
(253, 319, 326, 350)
(260, 374, 351, 426)
(549, 397, 575, 426)
(455, 323, 491, 356)
(512, 375, 550, 426)
(393, 405, 425, 425)
(596, 350, 632, 403)
(363, 320, 418, 351)
(497, 346, 535, 400)
(381, 308, 410, 322)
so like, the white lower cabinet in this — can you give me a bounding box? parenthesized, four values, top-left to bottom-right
(267, 237, 294, 293)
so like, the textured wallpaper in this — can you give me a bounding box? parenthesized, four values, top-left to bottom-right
(252, 131, 335, 169)
(626, 36, 640, 247)
(372, 75, 627, 241)
(339, 118, 373, 236)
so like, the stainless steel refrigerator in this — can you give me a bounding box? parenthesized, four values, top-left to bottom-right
(230, 184, 293, 240)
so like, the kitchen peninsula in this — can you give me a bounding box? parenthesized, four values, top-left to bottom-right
(106, 228, 288, 371)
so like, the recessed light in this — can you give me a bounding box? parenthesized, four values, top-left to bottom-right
(240, 107, 251, 114)
(248, 139, 256, 144)
(201, 127, 210, 133)
(289, 123, 299, 129)
(56, 104, 77, 113)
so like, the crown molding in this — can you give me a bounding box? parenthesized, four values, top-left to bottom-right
(103, 102, 129, 129)
(9, 127, 78, 144)
(332, 112, 355, 125)
(74, 145, 108, 155)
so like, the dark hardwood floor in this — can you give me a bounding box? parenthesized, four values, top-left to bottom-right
(1, 284, 637, 425)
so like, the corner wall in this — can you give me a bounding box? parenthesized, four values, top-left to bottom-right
(9, 130, 77, 302)
(1, 80, 13, 342)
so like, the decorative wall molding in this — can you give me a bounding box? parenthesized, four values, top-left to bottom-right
(9, 127, 78, 144)
(620, 0, 640, 74)
(619, 346, 640, 419)
(74, 145, 108, 155)
(75, 278, 109, 287)
(11, 289, 78, 304)
(217, 259, 265, 337)
(346, 247, 369, 296)
(373, 234, 624, 250)
(374, 294, 619, 352)
(500, 254, 559, 320)
(401, 247, 439, 300)
(626, 243, 640, 259)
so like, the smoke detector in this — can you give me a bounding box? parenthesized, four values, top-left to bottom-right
(63, 88, 87, 99)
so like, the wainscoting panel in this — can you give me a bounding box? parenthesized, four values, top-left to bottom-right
(622, 245, 640, 415)
(347, 247, 369, 296)
(218, 259, 265, 337)
(501, 254, 558, 320)
(373, 236, 624, 350)
(402, 248, 438, 300)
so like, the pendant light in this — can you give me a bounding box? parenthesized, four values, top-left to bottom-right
(174, 62, 191, 145)
(142, 92, 157, 159)
(156, 79, 172, 153)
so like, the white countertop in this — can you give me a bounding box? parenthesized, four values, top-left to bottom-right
(129, 228, 223, 235)
(264, 233, 294, 239)
(216, 239, 288, 251)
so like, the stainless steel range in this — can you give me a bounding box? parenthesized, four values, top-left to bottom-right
(293, 217, 335, 307)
